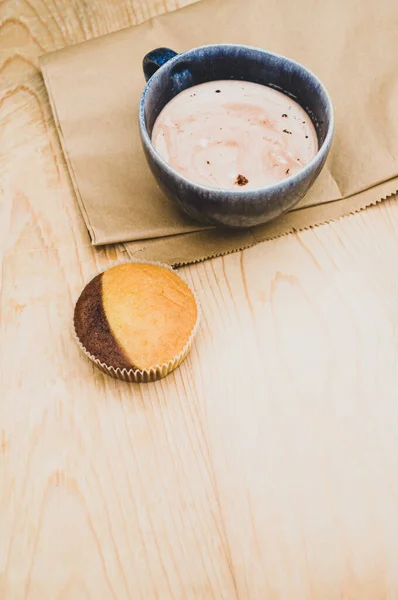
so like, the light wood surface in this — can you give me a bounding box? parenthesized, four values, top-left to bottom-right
(2, 1, 398, 598)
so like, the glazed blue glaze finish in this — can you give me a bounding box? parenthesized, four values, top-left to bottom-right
(139, 44, 334, 228)
(143, 48, 178, 81)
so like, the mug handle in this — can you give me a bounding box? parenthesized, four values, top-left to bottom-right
(143, 47, 178, 82)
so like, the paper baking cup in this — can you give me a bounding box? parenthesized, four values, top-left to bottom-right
(73, 259, 201, 383)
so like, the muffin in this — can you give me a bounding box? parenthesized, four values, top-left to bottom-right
(74, 262, 199, 382)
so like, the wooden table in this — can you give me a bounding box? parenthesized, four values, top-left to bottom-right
(2, 1, 398, 598)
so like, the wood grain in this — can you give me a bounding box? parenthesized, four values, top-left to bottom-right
(2, 0, 398, 598)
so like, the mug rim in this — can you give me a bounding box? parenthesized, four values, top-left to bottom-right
(139, 42, 334, 197)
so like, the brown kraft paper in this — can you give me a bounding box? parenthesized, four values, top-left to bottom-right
(40, 0, 398, 266)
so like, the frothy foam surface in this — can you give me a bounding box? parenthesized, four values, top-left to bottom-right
(151, 80, 318, 190)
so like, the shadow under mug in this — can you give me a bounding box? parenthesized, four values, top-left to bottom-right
(139, 44, 334, 228)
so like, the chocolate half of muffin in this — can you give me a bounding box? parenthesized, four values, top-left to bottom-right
(74, 263, 198, 372)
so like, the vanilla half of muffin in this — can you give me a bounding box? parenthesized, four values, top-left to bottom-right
(74, 263, 198, 372)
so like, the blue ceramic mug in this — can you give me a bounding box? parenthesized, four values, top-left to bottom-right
(139, 44, 334, 228)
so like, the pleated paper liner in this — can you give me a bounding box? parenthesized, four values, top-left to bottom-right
(73, 259, 201, 383)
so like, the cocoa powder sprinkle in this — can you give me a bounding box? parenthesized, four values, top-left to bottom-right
(235, 174, 249, 186)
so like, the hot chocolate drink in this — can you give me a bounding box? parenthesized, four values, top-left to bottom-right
(151, 80, 318, 191)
